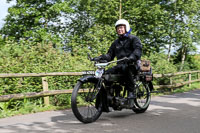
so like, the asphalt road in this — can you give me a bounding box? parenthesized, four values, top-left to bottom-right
(0, 89, 200, 133)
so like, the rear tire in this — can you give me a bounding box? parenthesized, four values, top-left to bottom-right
(132, 105, 149, 113)
(71, 81, 102, 123)
(133, 81, 151, 113)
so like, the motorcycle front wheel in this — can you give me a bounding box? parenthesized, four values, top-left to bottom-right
(71, 80, 102, 123)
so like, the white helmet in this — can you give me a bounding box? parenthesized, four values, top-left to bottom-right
(115, 19, 130, 32)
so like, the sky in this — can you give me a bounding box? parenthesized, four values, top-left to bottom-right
(0, 0, 199, 53)
(0, 0, 15, 29)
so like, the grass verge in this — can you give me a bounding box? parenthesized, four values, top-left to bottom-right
(0, 104, 71, 119)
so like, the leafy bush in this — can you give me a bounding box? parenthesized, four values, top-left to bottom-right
(0, 40, 93, 111)
(187, 55, 200, 70)
(143, 52, 178, 85)
(143, 52, 177, 74)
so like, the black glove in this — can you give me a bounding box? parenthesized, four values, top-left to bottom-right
(128, 56, 135, 62)
(122, 57, 129, 63)
(128, 55, 136, 62)
(122, 56, 136, 64)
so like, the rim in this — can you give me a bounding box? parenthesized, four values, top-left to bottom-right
(135, 82, 150, 108)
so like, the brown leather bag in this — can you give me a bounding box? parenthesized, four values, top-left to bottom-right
(140, 60, 151, 72)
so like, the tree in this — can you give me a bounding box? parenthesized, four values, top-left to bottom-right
(2, 0, 200, 65)
(66, 0, 181, 56)
(64, 0, 119, 55)
(1, 0, 73, 43)
(171, 0, 200, 70)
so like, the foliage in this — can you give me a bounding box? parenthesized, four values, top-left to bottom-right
(187, 54, 200, 70)
(143, 52, 177, 85)
(1, 0, 73, 43)
(143, 53, 177, 74)
(67, 24, 116, 57)
(66, 0, 200, 57)
(1, 0, 200, 60)
(0, 40, 92, 111)
(173, 83, 200, 94)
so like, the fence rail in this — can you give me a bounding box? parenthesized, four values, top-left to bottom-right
(0, 72, 85, 78)
(0, 70, 200, 103)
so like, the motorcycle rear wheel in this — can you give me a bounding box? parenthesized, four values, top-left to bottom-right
(71, 81, 102, 123)
(133, 81, 151, 113)
(132, 104, 149, 113)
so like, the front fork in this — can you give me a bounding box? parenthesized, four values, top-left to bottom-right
(95, 80, 112, 112)
(88, 78, 103, 102)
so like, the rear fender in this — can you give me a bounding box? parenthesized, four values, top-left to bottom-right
(147, 81, 154, 92)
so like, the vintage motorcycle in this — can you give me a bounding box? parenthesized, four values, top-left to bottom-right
(71, 56, 153, 123)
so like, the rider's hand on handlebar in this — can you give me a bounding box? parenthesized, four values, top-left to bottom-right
(128, 56, 136, 62)
(123, 56, 135, 63)
(123, 57, 129, 62)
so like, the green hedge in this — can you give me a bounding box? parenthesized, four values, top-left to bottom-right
(0, 40, 199, 117)
(0, 40, 93, 110)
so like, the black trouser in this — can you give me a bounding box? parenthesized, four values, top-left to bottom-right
(105, 63, 137, 91)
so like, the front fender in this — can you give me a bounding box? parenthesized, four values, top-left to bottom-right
(79, 75, 109, 112)
(78, 75, 99, 83)
(148, 81, 154, 92)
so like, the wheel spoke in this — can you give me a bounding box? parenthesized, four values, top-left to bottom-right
(71, 81, 102, 123)
(87, 106, 90, 118)
(134, 81, 151, 109)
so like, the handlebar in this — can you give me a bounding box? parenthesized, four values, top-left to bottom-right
(87, 53, 131, 67)
(95, 57, 129, 67)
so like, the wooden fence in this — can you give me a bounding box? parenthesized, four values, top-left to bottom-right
(0, 70, 200, 104)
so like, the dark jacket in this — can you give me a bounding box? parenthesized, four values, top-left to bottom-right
(101, 34, 142, 63)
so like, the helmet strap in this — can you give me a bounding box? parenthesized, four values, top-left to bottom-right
(124, 28, 132, 37)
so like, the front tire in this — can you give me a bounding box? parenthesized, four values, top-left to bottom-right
(71, 81, 102, 123)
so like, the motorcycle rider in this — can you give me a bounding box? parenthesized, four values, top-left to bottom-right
(93, 19, 142, 99)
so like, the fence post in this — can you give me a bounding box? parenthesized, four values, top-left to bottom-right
(170, 77, 173, 92)
(42, 77, 50, 106)
(189, 73, 191, 87)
